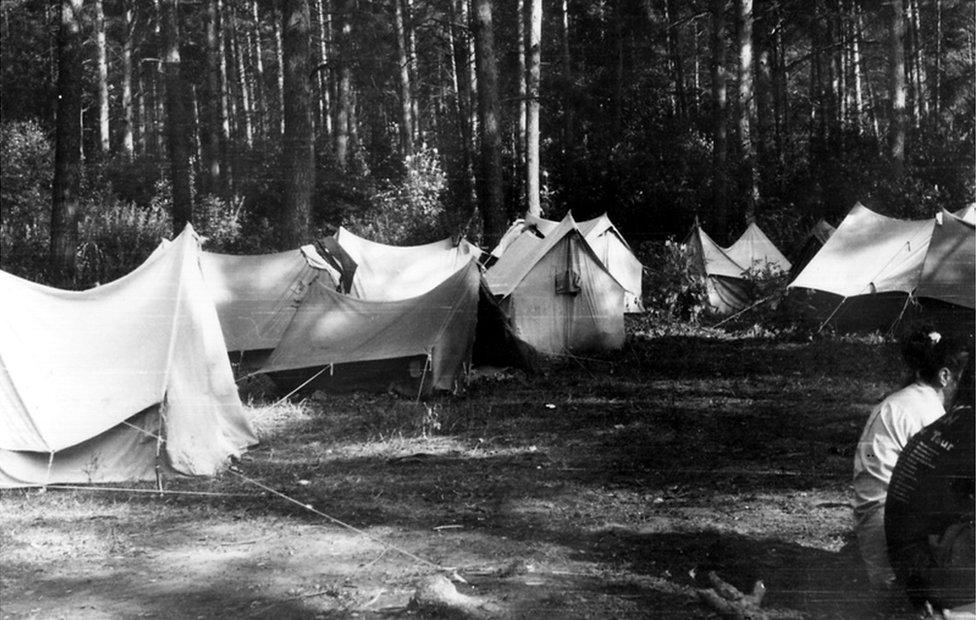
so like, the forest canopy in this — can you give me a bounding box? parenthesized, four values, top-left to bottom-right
(1, 0, 973, 286)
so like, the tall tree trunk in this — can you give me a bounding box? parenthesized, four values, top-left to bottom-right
(250, 0, 267, 140)
(51, 0, 84, 283)
(613, 0, 624, 135)
(94, 0, 110, 153)
(137, 72, 146, 154)
(206, 0, 225, 193)
(394, 0, 414, 155)
(218, 0, 233, 187)
(887, 0, 907, 179)
(335, 0, 352, 170)
(161, 0, 193, 233)
(275, 6, 286, 137)
(234, 18, 254, 149)
(516, 0, 526, 176)
(153, 0, 166, 159)
(909, 0, 925, 124)
(314, 0, 332, 138)
(560, 0, 574, 149)
(710, 0, 728, 239)
(738, 0, 758, 219)
(934, 0, 942, 119)
(664, 0, 687, 119)
(405, 0, 421, 143)
(756, 5, 773, 190)
(122, 1, 135, 158)
(281, 0, 314, 246)
(449, 0, 475, 223)
(694, 19, 701, 116)
(852, 0, 864, 135)
(471, 0, 504, 245)
(525, 0, 541, 216)
(191, 83, 203, 180)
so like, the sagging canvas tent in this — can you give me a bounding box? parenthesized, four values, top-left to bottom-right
(484, 215, 626, 355)
(684, 225, 752, 315)
(258, 258, 481, 394)
(0, 226, 256, 488)
(332, 227, 482, 301)
(788, 204, 975, 332)
(491, 213, 645, 312)
(199, 247, 330, 353)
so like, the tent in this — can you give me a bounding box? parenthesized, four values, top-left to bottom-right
(0, 226, 256, 488)
(200, 247, 330, 353)
(492, 213, 644, 312)
(724, 222, 792, 274)
(789, 219, 836, 279)
(788, 204, 975, 331)
(332, 227, 481, 301)
(258, 258, 481, 394)
(484, 214, 626, 355)
(684, 225, 752, 315)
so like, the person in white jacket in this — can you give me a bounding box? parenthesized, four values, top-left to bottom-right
(853, 326, 970, 589)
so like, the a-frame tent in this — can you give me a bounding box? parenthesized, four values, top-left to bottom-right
(485, 214, 626, 355)
(491, 213, 644, 312)
(332, 227, 482, 301)
(724, 222, 792, 274)
(257, 258, 481, 395)
(684, 224, 751, 315)
(0, 226, 256, 488)
(788, 204, 975, 332)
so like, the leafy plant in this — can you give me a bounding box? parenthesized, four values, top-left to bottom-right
(639, 239, 708, 324)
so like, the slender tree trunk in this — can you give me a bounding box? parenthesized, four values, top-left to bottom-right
(471, 0, 504, 245)
(234, 19, 254, 149)
(314, 0, 332, 138)
(405, 0, 421, 143)
(393, 0, 414, 155)
(205, 0, 225, 193)
(51, 0, 84, 283)
(756, 8, 773, 190)
(613, 0, 624, 135)
(161, 0, 193, 233)
(463, 0, 477, 138)
(887, 0, 907, 178)
(694, 19, 701, 115)
(335, 0, 352, 170)
(710, 0, 728, 239)
(250, 0, 267, 140)
(153, 0, 166, 159)
(122, 1, 135, 158)
(909, 0, 925, 123)
(281, 0, 314, 247)
(191, 83, 203, 179)
(137, 72, 146, 154)
(525, 0, 541, 216)
(275, 6, 286, 136)
(738, 0, 758, 218)
(665, 0, 687, 119)
(852, 0, 864, 135)
(95, 0, 110, 153)
(516, 0, 526, 174)
(449, 0, 475, 222)
(560, 0, 574, 148)
(934, 0, 942, 119)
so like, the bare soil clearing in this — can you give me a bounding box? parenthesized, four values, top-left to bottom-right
(1, 334, 918, 618)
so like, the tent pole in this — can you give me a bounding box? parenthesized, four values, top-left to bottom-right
(887, 294, 915, 336)
(416, 353, 432, 402)
(155, 401, 166, 495)
(816, 297, 848, 334)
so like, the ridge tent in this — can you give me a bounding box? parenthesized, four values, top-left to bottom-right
(788, 204, 975, 332)
(258, 258, 481, 395)
(789, 219, 835, 279)
(0, 226, 256, 488)
(724, 222, 792, 274)
(684, 225, 751, 315)
(200, 247, 331, 354)
(331, 227, 482, 301)
(491, 213, 644, 312)
(484, 214, 626, 355)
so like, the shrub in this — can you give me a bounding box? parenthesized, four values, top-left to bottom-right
(344, 146, 448, 244)
(0, 120, 52, 281)
(639, 239, 708, 324)
(76, 200, 171, 287)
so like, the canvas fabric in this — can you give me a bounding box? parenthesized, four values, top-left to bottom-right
(684, 226, 753, 314)
(260, 259, 481, 392)
(492, 214, 644, 312)
(724, 222, 792, 273)
(0, 227, 255, 487)
(199, 249, 322, 352)
(790, 219, 836, 279)
(334, 227, 481, 301)
(916, 210, 975, 309)
(790, 204, 974, 310)
(485, 215, 625, 355)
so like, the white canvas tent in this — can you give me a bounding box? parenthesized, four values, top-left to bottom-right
(724, 222, 792, 274)
(788, 204, 975, 330)
(492, 213, 644, 312)
(259, 258, 481, 394)
(333, 227, 481, 301)
(0, 226, 256, 488)
(485, 215, 626, 355)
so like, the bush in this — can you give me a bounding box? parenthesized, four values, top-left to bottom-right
(344, 146, 448, 244)
(0, 120, 52, 281)
(639, 239, 708, 324)
(76, 200, 171, 286)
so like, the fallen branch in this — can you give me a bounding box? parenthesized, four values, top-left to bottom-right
(697, 571, 768, 620)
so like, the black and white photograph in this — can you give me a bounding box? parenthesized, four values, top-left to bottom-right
(0, 0, 973, 617)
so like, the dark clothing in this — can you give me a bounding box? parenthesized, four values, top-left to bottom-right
(885, 405, 975, 610)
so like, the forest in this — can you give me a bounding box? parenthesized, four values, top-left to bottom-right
(1, 0, 974, 287)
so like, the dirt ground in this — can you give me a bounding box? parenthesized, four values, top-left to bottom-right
(0, 332, 923, 618)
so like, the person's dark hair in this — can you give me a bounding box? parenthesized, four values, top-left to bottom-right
(900, 324, 970, 385)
